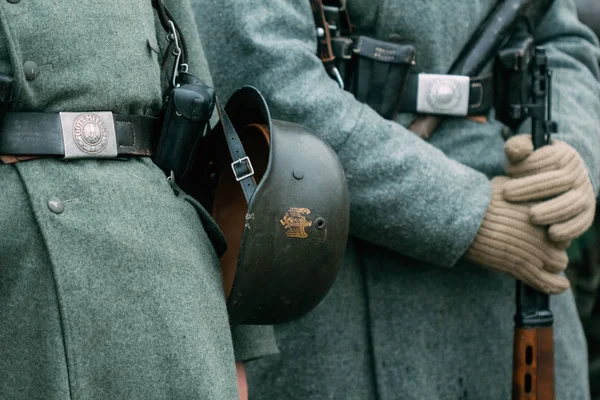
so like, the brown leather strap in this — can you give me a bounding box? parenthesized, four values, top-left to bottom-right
(310, 0, 335, 64)
(0, 155, 37, 164)
(311, 0, 354, 63)
(323, 0, 353, 35)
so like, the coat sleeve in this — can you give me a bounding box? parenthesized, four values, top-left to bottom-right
(231, 325, 280, 362)
(192, 0, 491, 267)
(526, 0, 600, 194)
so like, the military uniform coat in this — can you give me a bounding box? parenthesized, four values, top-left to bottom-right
(0, 1, 277, 398)
(194, 0, 600, 398)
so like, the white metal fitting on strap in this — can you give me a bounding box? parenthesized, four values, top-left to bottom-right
(231, 156, 255, 182)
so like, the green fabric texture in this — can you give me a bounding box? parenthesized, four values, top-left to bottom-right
(0, 158, 240, 399)
(194, 0, 600, 398)
(231, 325, 280, 362)
(0, 0, 273, 398)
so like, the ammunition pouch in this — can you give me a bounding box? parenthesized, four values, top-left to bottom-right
(333, 36, 493, 119)
(341, 36, 416, 119)
(313, 0, 494, 120)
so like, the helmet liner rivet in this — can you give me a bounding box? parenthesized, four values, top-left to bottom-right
(293, 169, 305, 180)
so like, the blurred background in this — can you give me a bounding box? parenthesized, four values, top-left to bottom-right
(569, 1, 600, 397)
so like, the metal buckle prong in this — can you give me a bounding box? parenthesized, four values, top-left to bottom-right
(231, 156, 255, 182)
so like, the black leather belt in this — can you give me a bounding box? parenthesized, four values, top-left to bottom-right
(400, 73, 494, 116)
(0, 112, 159, 159)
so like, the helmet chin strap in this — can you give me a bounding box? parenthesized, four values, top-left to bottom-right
(214, 98, 258, 204)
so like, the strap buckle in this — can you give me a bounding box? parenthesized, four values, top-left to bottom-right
(231, 156, 255, 182)
(59, 112, 118, 159)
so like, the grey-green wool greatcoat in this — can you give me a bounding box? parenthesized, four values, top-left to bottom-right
(0, 1, 277, 399)
(194, 0, 600, 399)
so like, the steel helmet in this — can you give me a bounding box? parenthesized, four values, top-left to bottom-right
(207, 86, 350, 326)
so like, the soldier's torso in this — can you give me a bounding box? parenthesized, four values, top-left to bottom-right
(0, 3, 240, 399)
(347, 0, 498, 74)
(342, 0, 506, 178)
(0, 0, 163, 114)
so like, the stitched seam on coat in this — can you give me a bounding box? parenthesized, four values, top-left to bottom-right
(13, 165, 75, 400)
(0, 5, 24, 101)
(334, 102, 370, 153)
(357, 240, 382, 399)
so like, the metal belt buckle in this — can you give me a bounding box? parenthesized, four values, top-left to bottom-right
(416, 74, 470, 116)
(231, 156, 254, 182)
(59, 112, 118, 159)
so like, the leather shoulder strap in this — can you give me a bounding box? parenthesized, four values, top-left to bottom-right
(310, 0, 336, 64)
(323, 0, 353, 35)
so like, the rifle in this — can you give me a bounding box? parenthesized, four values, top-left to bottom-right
(409, 2, 559, 396)
(409, 0, 555, 139)
(510, 46, 557, 400)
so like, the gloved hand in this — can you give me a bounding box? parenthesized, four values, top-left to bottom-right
(503, 135, 596, 243)
(466, 176, 570, 294)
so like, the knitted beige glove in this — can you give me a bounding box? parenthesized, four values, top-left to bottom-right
(466, 177, 570, 294)
(503, 135, 596, 242)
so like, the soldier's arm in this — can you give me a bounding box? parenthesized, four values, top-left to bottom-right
(192, 0, 491, 267)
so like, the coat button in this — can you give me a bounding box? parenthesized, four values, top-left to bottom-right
(23, 61, 39, 81)
(47, 198, 64, 214)
(7, 0, 21, 3)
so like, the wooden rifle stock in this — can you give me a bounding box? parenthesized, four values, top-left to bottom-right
(512, 47, 556, 400)
(513, 282, 555, 399)
(513, 327, 555, 399)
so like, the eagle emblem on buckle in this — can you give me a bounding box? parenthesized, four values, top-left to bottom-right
(280, 208, 313, 239)
(72, 114, 109, 154)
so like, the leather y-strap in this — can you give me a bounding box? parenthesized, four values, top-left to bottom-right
(310, 0, 336, 64)
(323, 0, 353, 35)
(311, 0, 354, 88)
(214, 99, 257, 203)
(152, 0, 190, 91)
(152, 0, 188, 66)
(311, 0, 354, 61)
